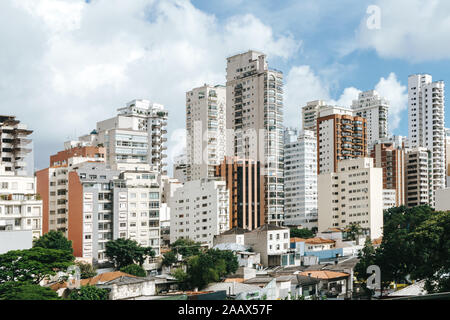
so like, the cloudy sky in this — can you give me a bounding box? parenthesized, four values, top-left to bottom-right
(1, 0, 450, 174)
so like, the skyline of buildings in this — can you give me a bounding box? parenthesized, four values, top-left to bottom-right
(1, 50, 449, 266)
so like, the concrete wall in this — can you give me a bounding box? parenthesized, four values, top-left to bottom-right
(0, 230, 32, 254)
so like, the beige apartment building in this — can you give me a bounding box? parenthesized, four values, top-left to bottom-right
(371, 141, 406, 206)
(317, 106, 368, 174)
(186, 84, 226, 181)
(225, 50, 284, 225)
(405, 147, 433, 207)
(302, 100, 328, 133)
(318, 158, 383, 240)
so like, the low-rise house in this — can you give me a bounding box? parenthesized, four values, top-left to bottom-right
(49, 271, 176, 300)
(299, 270, 351, 299)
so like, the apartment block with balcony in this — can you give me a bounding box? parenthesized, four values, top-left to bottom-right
(0, 115, 33, 176)
(408, 74, 445, 206)
(351, 90, 389, 148)
(284, 129, 318, 230)
(405, 147, 434, 207)
(226, 50, 284, 226)
(186, 84, 226, 181)
(169, 179, 230, 247)
(79, 99, 168, 174)
(36, 145, 106, 237)
(0, 116, 42, 248)
(0, 175, 42, 239)
(318, 158, 383, 240)
(112, 168, 162, 257)
(302, 100, 328, 133)
(317, 106, 368, 174)
(371, 141, 406, 206)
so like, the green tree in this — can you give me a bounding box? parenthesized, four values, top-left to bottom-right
(181, 249, 239, 290)
(170, 238, 202, 258)
(120, 264, 147, 277)
(408, 210, 450, 293)
(0, 281, 60, 300)
(0, 247, 74, 284)
(75, 261, 97, 279)
(68, 285, 109, 300)
(33, 230, 73, 255)
(345, 222, 364, 241)
(105, 238, 155, 269)
(172, 268, 189, 290)
(290, 228, 314, 239)
(162, 250, 177, 267)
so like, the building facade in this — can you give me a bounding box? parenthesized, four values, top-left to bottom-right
(408, 74, 445, 206)
(284, 130, 318, 229)
(79, 99, 168, 174)
(186, 84, 226, 181)
(225, 50, 284, 225)
(371, 141, 405, 206)
(317, 106, 368, 174)
(302, 100, 327, 133)
(169, 179, 229, 247)
(318, 158, 383, 240)
(405, 147, 434, 207)
(351, 90, 389, 147)
(214, 157, 263, 231)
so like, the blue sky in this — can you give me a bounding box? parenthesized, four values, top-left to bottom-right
(1, 0, 449, 172)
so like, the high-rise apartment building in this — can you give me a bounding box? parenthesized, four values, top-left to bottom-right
(317, 106, 368, 174)
(351, 90, 389, 147)
(318, 158, 383, 240)
(169, 179, 229, 247)
(0, 115, 33, 176)
(284, 130, 318, 229)
(0, 116, 42, 243)
(79, 99, 168, 174)
(173, 151, 188, 184)
(186, 84, 226, 180)
(214, 157, 263, 231)
(405, 147, 434, 207)
(371, 141, 405, 206)
(408, 74, 445, 205)
(225, 50, 284, 225)
(302, 100, 327, 133)
(36, 144, 106, 236)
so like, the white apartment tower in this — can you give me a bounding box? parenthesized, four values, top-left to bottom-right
(226, 50, 284, 225)
(284, 130, 318, 229)
(169, 179, 230, 247)
(351, 90, 389, 147)
(302, 100, 328, 133)
(408, 74, 445, 206)
(318, 158, 383, 240)
(80, 99, 168, 174)
(186, 84, 226, 181)
(0, 116, 42, 241)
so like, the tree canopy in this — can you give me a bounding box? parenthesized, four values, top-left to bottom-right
(75, 261, 97, 279)
(68, 285, 109, 300)
(105, 238, 155, 269)
(33, 230, 74, 255)
(0, 281, 60, 300)
(175, 249, 239, 290)
(169, 238, 202, 258)
(290, 228, 314, 239)
(120, 264, 147, 277)
(355, 205, 450, 294)
(0, 247, 75, 284)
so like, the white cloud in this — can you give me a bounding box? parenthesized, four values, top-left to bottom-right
(329, 87, 361, 108)
(284, 65, 330, 128)
(0, 0, 300, 172)
(355, 0, 450, 62)
(375, 72, 408, 131)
